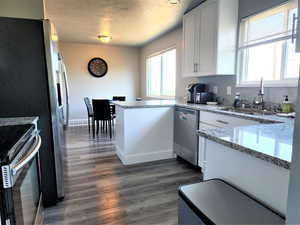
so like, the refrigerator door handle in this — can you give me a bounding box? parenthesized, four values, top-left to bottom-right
(62, 62, 70, 128)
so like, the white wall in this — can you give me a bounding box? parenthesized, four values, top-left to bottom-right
(0, 0, 45, 19)
(140, 27, 199, 100)
(60, 42, 140, 121)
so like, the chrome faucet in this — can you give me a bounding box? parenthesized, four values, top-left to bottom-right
(253, 78, 264, 110)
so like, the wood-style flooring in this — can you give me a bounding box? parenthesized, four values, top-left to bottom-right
(45, 126, 202, 225)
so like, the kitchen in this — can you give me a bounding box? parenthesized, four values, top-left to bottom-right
(1, 0, 300, 224)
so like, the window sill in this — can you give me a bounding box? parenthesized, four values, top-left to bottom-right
(237, 81, 299, 88)
(146, 96, 175, 100)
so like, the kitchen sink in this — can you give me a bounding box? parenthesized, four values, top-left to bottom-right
(220, 107, 275, 116)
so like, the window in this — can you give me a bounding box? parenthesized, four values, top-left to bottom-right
(238, 0, 300, 86)
(146, 48, 176, 98)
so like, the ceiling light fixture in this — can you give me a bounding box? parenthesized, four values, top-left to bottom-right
(168, 0, 180, 4)
(97, 35, 112, 43)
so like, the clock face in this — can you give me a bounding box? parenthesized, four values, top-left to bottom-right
(88, 58, 108, 78)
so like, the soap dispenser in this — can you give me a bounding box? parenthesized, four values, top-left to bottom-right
(233, 92, 241, 108)
(282, 95, 293, 113)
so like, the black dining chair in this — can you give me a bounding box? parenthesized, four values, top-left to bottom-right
(84, 97, 94, 133)
(111, 96, 126, 116)
(112, 96, 126, 101)
(92, 99, 113, 138)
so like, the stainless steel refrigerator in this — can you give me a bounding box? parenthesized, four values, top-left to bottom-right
(0, 17, 69, 206)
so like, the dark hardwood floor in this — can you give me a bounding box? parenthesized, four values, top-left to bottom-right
(45, 126, 202, 225)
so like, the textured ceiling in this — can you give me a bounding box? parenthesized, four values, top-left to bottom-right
(45, 0, 193, 46)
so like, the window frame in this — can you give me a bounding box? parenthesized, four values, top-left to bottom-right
(237, 0, 299, 88)
(146, 47, 177, 99)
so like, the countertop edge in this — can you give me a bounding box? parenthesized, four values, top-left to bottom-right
(114, 104, 175, 109)
(175, 104, 282, 124)
(197, 130, 290, 170)
(0, 116, 39, 126)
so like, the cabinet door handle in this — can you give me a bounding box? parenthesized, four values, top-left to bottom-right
(292, 13, 298, 44)
(179, 112, 187, 120)
(216, 120, 229, 125)
(195, 63, 198, 72)
(193, 63, 196, 72)
(179, 115, 187, 120)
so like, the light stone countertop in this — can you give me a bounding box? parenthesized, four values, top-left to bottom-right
(197, 119, 293, 169)
(113, 100, 176, 108)
(0, 117, 39, 126)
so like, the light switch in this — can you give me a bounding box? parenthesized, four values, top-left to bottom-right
(213, 86, 218, 94)
(227, 86, 232, 96)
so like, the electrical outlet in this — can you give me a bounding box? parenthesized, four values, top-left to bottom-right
(227, 86, 232, 96)
(213, 86, 218, 94)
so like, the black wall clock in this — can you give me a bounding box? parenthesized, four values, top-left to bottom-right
(88, 57, 108, 78)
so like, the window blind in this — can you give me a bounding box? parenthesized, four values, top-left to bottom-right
(239, 0, 298, 50)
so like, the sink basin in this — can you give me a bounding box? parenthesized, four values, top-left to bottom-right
(220, 107, 275, 116)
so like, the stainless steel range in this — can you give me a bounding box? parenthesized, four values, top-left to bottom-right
(0, 124, 43, 225)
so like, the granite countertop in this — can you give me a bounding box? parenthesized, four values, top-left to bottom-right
(114, 100, 177, 108)
(114, 100, 224, 110)
(197, 114, 293, 169)
(0, 117, 38, 126)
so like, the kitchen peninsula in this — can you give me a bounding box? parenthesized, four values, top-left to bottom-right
(114, 100, 221, 165)
(114, 100, 176, 165)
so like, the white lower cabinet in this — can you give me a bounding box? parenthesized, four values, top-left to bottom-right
(199, 111, 260, 128)
(198, 136, 206, 169)
(204, 140, 289, 215)
(198, 111, 260, 168)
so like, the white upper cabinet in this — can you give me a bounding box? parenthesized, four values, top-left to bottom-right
(183, 10, 196, 75)
(182, 0, 239, 77)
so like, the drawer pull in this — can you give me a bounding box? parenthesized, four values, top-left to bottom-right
(216, 120, 229, 125)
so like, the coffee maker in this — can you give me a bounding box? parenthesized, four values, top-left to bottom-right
(187, 83, 206, 103)
(187, 83, 215, 104)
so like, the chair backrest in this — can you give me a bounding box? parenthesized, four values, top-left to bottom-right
(112, 96, 126, 101)
(92, 99, 112, 120)
(84, 97, 93, 116)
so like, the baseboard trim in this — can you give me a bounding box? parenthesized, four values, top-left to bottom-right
(115, 145, 175, 165)
(69, 119, 88, 127)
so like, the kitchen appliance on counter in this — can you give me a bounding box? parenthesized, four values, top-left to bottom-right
(187, 84, 214, 104)
(195, 92, 215, 104)
(0, 124, 43, 225)
(0, 18, 69, 206)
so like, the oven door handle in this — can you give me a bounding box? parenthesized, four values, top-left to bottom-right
(12, 135, 42, 175)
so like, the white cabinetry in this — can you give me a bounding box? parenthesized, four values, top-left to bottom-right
(182, 0, 238, 77)
(204, 140, 289, 215)
(198, 111, 260, 167)
(199, 111, 260, 128)
(183, 10, 196, 75)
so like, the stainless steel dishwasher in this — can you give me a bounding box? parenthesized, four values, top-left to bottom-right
(174, 106, 199, 165)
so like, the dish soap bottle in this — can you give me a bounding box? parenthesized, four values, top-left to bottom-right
(282, 95, 293, 113)
(233, 92, 241, 108)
